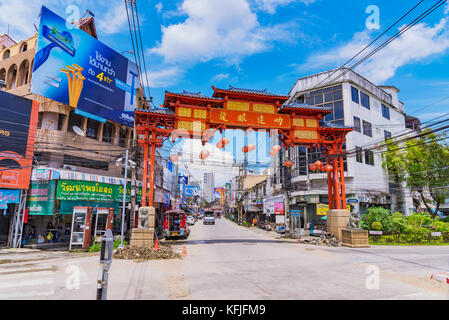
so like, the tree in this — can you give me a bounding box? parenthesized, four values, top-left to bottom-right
(382, 130, 449, 219)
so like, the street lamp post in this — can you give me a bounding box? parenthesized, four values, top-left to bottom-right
(120, 149, 129, 249)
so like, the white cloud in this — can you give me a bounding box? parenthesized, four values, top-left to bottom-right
(211, 73, 230, 82)
(300, 14, 449, 84)
(96, 2, 129, 34)
(177, 139, 237, 187)
(155, 2, 163, 14)
(150, 0, 298, 65)
(146, 66, 185, 88)
(255, 0, 316, 14)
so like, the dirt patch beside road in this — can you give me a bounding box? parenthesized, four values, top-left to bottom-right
(114, 245, 182, 261)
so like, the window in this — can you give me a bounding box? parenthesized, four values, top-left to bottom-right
(362, 120, 372, 137)
(351, 86, 359, 103)
(382, 104, 390, 120)
(20, 43, 27, 53)
(384, 130, 392, 141)
(365, 150, 374, 166)
(356, 147, 363, 163)
(63, 155, 109, 171)
(353, 116, 361, 132)
(102, 121, 114, 143)
(68, 110, 83, 133)
(86, 119, 100, 139)
(57, 113, 66, 131)
(119, 127, 127, 147)
(3, 50, 10, 60)
(37, 112, 43, 129)
(333, 101, 344, 119)
(360, 91, 370, 109)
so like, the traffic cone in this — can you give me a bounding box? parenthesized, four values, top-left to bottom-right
(297, 236, 301, 243)
(154, 235, 160, 251)
(182, 244, 187, 256)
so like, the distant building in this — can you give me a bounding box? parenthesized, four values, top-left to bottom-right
(203, 172, 215, 202)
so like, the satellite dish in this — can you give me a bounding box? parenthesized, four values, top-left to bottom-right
(72, 126, 85, 137)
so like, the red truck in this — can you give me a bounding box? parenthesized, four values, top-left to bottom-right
(163, 209, 190, 239)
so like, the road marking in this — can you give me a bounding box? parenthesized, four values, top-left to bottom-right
(0, 277, 54, 289)
(0, 271, 54, 280)
(0, 289, 55, 299)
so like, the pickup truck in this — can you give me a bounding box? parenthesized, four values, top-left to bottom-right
(203, 211, 215, 225)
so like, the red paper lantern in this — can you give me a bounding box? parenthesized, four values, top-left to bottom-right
(242, 144, 255, 153)
(284, 160, 293, 168)
(269, 149, 277, 156)
(216, 141, 224, 149)
(273, 145, 282, 152)
(324, 164, 333, 172)
(199, 150, 210, 160)
(309, 163, 317, 171)
(221, 138, 230, 146)
(315, 160, 323, 170)
(169, 154, 179, 162)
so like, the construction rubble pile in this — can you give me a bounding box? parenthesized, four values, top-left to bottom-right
(114, 244, 182, 260)
(300, 232, 341, 247)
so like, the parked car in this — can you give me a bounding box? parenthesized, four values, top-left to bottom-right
(187, 215, 195, 225)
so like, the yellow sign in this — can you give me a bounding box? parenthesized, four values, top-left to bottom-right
(316, 203, 329, 216)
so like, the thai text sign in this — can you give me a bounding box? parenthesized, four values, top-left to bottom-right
(0, 189, 20, 209)
(57, 180, 116, 202)
(31, 6, 139, 127)
(210, 109, 290, 129)
(0, 91, 39, 189)
(26, 180, 56, 215)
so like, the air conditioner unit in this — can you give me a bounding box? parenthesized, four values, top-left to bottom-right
(63, 164, 77, 171)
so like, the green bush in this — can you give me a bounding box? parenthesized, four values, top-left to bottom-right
(89, 239, 128, 252)
(371, 221, 383, 231)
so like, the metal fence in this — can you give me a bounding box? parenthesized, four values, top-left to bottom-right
(368, 230, 449, 244)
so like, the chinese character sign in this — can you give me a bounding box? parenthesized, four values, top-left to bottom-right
(210, 109, 290, 129)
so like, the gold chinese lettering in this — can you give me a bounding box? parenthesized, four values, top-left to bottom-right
(237, 113, 247, 123)
(219, 111, 228, 122)
(274, 116, 283, 127)
(257, 115, 266, 125)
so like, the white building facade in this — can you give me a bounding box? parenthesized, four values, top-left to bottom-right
(286, 68, 414, 224)
(203, 172, 215, 203)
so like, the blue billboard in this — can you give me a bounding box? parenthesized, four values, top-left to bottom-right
(31, 6, 139, 127)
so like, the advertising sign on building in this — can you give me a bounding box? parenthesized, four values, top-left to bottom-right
(316, 203, 329, 216)
(0, 189, 21, 209)
(31, 6, 139, 127)
(56, 180, 116, 202)
(0, 91, 39, 189)
(26, 180, 56, 215)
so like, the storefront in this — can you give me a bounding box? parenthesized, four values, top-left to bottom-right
(263, 195, 285, 226)
(23, 169, 143, 248)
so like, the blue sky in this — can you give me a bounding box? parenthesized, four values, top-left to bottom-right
(1, 0, 449, 186)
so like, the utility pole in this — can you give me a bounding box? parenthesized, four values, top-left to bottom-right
(283, 147, 292, 236)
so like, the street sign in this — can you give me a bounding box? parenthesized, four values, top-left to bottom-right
(178, 176, 189, 185)
(290, 209, 301, 213)
(347, 198, 359, 204)
(97, 229, 113, 300)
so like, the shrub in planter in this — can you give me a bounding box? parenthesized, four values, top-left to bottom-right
(371, 221, 383, 231)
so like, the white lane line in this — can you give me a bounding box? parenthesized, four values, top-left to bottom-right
(0, 277, 54, 290)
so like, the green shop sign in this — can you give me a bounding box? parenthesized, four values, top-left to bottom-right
(57, 180, 116, 202)
(26, 180, 56, 216)
(116, 183, 142, 202)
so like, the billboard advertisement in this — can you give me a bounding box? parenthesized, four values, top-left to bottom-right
(31, 6, 139, 127)
(0, 91, 39, 189)
(184, 185, 200, 197)
(316, 203, 329, 216)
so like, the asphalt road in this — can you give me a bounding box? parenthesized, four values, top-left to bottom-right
(0, 217, 448, 300)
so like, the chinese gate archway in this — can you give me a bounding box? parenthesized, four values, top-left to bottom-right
(135, 86, 352, 215)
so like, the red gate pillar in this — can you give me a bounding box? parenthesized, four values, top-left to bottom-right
(148, 133, 156, 207)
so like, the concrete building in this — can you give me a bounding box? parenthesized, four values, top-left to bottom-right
(203, 172, 215, 202)
(0, 16, 165, 247)
(276, 68, 414, 227)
